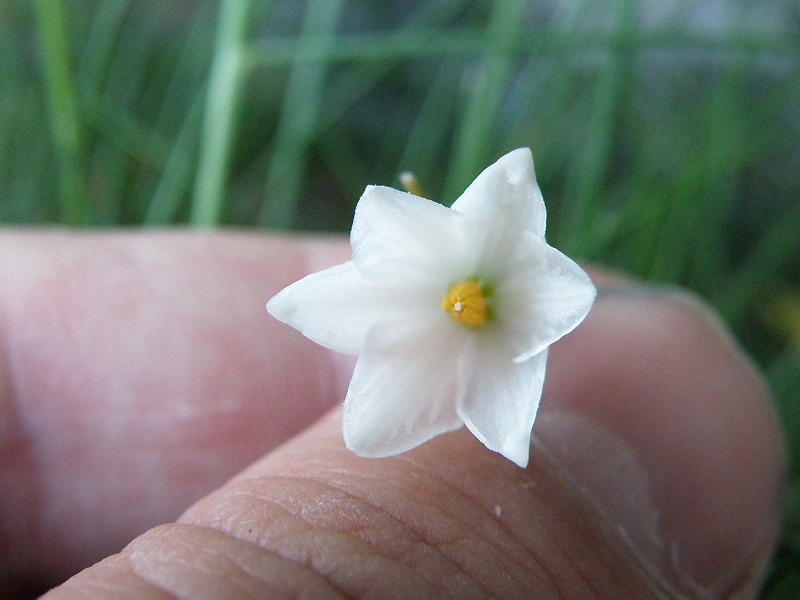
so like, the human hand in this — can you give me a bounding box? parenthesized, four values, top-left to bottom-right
(0, 231, 784, 599)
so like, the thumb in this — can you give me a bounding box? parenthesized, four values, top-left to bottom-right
(43, 286, 784, 599)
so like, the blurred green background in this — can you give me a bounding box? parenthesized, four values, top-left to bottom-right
(3, 0, 799, 595)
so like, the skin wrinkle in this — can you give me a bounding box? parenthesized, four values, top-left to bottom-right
(377, 453, 553, 592)
(268, 463, 530, 596)
(183, 475, 482, 600)
(200, 420, 653, 599)
(389, 438, 654, 600)
(381, 449, 632, 600)
(208, 481, 411, 599)
(381, 451, 572, 595)
(127, 525, 316, 600)
(191, 485, 409, 599)
(53, 518, 356, 600)
(43, 555, 179, 600)
(233, 472, 496, 599)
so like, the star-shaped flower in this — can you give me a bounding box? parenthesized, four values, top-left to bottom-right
(267, 148, 595, 467)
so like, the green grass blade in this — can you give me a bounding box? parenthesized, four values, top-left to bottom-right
(317, 0, 473, 132)
(75, 0, 131, 91)
(557, 0, 635, 255)
(258, 0, 347, 229)
(396, 59, 463, 191)
(145, 92, 205, 225)
(33, 0, 90, 225)
(190, 0, 255, 227)
(441, 0, 527, 204)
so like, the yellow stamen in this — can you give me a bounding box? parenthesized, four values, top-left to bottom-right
(442, 280, 486, 328)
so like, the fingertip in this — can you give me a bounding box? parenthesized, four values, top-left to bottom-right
(539, 284, 785, 598)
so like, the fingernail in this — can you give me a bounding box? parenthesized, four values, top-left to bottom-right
(534, 286, 785, 599)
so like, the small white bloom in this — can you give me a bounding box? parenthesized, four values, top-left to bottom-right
(267, 148, 595, 467)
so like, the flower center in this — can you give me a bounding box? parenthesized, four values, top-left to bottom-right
(442, 280, 488, 328)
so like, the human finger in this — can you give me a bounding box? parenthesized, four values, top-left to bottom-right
(43, 284, 784, 599)
(0, 230, 351, 592)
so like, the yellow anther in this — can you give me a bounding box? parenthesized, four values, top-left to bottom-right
(442, 280, 486, 328)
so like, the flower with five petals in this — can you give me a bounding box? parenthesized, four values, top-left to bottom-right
(267, 148, 595, 467)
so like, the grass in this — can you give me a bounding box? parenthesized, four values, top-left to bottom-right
(2, 0, 799, 596)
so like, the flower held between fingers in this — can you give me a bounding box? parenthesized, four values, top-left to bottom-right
(267, 148, 595, 467)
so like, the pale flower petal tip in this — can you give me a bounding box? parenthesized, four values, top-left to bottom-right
(266, 148, 596, 466)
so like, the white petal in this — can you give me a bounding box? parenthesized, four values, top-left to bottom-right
(342, 317, 466, 457)
(458, 348, 548, 468)
(351, 185, 482, 283)
(497, 238, 596, 362)
(267, 262, 388, 354)
(450, 148, 546, 239)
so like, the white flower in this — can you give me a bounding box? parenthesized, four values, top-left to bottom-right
(267, 148, 595, 467)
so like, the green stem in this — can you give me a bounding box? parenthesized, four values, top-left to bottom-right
(34, 0, 89, 225)
(189, 0, 253, 227)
